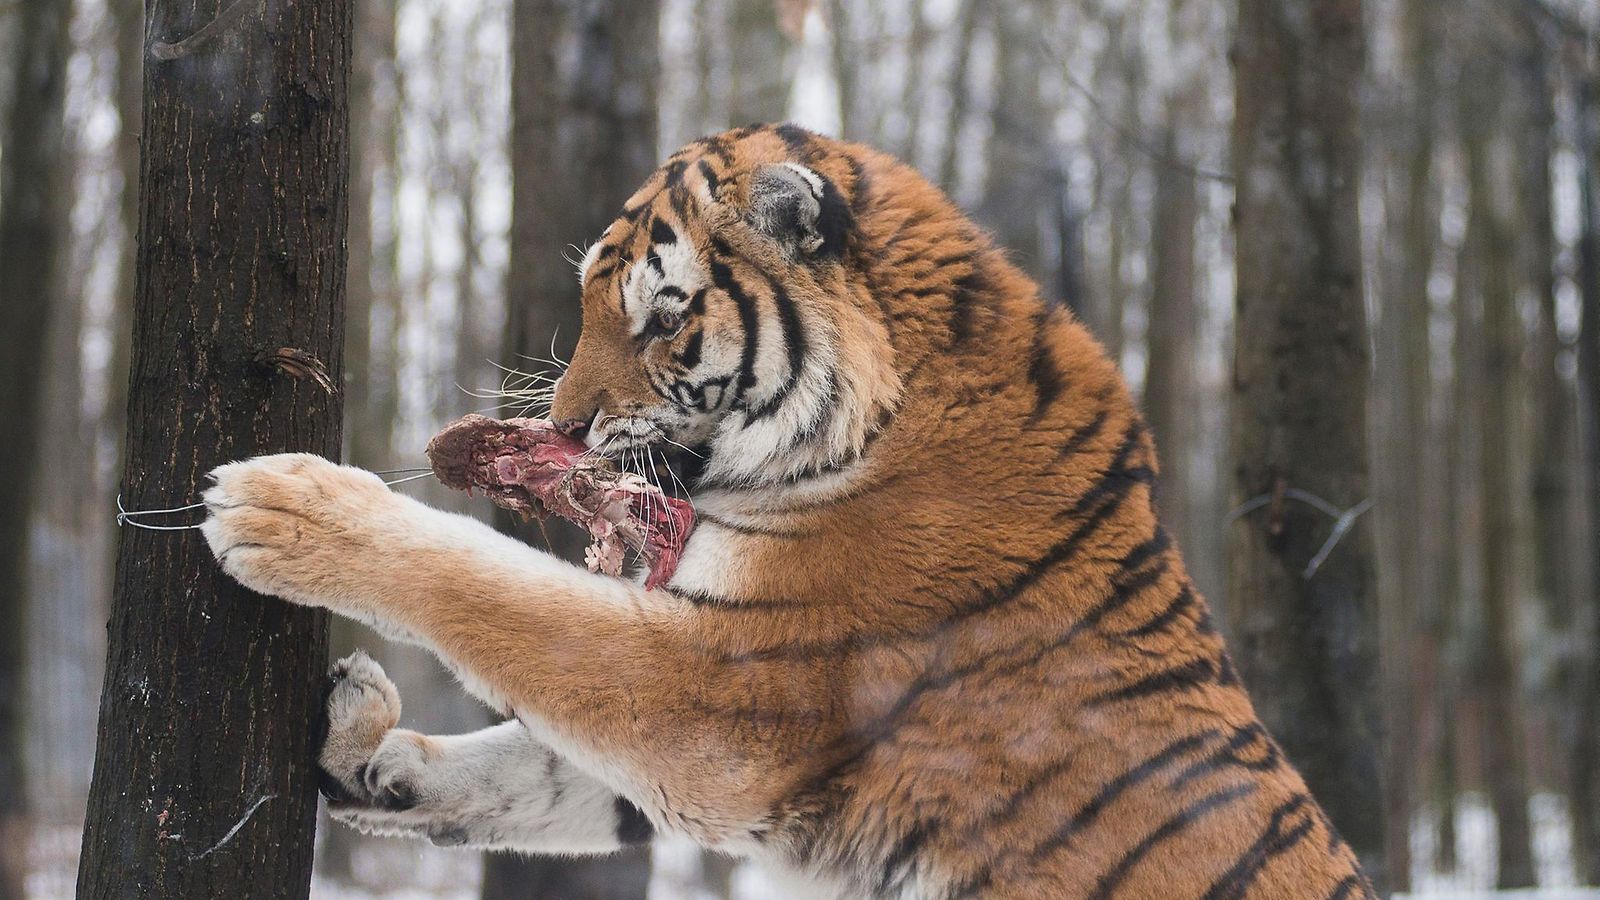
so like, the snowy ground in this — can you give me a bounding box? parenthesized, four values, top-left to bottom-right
(1397, 793, 1599, 898)
(27, 794, 1600, 898)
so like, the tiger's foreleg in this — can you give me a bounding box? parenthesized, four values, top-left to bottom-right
(317, 651, 651, 853)
(200, 454, 795, 841)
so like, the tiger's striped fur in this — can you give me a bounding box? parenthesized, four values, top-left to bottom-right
(201, 124, 1375, 899)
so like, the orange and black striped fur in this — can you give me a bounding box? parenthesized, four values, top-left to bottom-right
(201, 125, 1375, 898)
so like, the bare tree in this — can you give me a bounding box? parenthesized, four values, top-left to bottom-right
(1368, 0, 1443, 885)
(0, 0, 73, 893)
(75, 0, 351, 893)
(1227, 0, 1386, 888)
(1142, 126, 1200, 576)
(1574, 43, 1600, 886)
(1456, 17, 1537, 883)
(1510, 11, 1577, 820)
(976, 3, 1050, 283)
(344, 0, 400, 473)
(934, 0, 982, 192)
(480, 0, 660, 896)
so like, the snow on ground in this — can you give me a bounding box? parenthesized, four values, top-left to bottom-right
(27, 794, 1600, 899)
(309, 840, 481, 900)
(1399, 793, 1599, 898)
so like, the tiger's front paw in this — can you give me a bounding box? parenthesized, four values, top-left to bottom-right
(200, 453, 398, 608)
(318, 650, 402, 803)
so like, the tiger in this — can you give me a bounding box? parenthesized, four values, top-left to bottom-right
(201, 123, 1376, 899)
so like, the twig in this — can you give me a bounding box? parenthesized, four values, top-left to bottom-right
(1520, 0, 1590, 42)
(189, 793, 275, 860)
(1227, 487, 1376, 580)
(1034, 34, 1235, 185)
(150, 0, 260, 61)
(1302, 497, 1375, 578)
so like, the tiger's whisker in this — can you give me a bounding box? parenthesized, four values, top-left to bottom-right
(659, 436, 703, 459)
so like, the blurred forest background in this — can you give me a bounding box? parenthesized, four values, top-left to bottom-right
(3, 0, 1600, 897)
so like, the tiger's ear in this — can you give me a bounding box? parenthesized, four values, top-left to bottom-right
(746, 162, 850, 258)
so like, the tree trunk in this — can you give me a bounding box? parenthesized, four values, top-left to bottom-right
(900, 0, 929, 165)
(1143, 126, 1199, 572)
(1227, 0, 1386, 889)
(75, 0, 351, 893)
(481, 0, 659, 896)
(318, 0, 399, 881)
(27, 103, 96, 824)
(108, 0, 145, 471)
(343, 0, 397, 473)
(976, 3, 1049, 283)
(0, 0, 73, 892)
(1570, 56, 1600, 889)
(934, 0, 981, 192)
(1370, 0, 1441, 886)
(1510, 7, 1570, 805)
(1456, 30, 1537, 886)
(826, 0, 857, 140)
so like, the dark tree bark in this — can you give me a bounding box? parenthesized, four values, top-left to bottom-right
(1570, 54, 1600, 889)
(1227, 0, 1387, 889)
(107, 0, 144, 466)
(75, 0, 351, 894)
(1457, 28, 1536, 886)
(0, 0, 73, 893)
(1510, 8, 1575, 808)
(481, 0, 659, 896)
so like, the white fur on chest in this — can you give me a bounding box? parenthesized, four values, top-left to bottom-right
(664, 519, 755, 595)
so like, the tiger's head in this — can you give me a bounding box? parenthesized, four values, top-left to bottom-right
(550, 125, 902, 490)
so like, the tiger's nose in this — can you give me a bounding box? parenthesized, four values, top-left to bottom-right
(554, 418, 589, 439)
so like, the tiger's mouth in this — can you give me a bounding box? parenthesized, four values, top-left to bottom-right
(587, 415, 704, 499)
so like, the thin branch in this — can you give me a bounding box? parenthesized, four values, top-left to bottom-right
(150, 0, 260, 61)
(1035, 34, 1235, 185)
(189, 794, 276, 860)
(1519, 0, 1590, 42)
(1227, 487, 1376, 580)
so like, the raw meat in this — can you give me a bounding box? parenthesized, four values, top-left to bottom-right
(426, 414, 694, 589)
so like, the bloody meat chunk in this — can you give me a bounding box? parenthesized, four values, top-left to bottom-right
(426, 414, 694, 589)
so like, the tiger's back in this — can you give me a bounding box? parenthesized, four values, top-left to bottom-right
(628, 127, 1376, 898)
